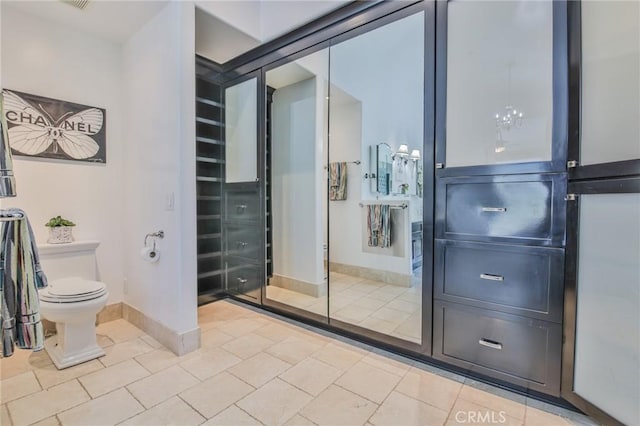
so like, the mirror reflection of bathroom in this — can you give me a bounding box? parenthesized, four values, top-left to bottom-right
(328, 11, 425, 343)
(264, 49, 329, 317)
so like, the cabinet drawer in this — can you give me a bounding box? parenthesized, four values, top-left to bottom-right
(224, 189, 260, 222)
(224, 224, 261, 260)
(433, 302, 561, 395)
(435, 240, 564, 322)
(226, 256, 261, 301)
(436, 174, 566, 246)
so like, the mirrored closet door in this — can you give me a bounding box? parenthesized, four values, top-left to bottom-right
(327, 10, 426, 345)
(263, 48, 330, 319)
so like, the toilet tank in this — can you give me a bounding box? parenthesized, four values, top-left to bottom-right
(37, 241, 101, 282)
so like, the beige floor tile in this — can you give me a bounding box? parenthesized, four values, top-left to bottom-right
(99, 338, 154, 367)
(78, 359, 149, 398)
(266, 336, 323, 364)
(1, 370, 42, 403)
(228, 352, 292, 388)
(126, 365, 199, 409)
(361, 352, 412, 377)
(358, 317, 398, 335)
(180, 372, 254, 419)
(351, 297, 388, 311)
(213, 318, 269, 337)
(396, 368, 462, 412)
(134, 348, 182, 373)
(1, 404, 12, 426)
(301, 384, 378, 426)
(279, 357, 342, 396)
(95, 319, 144, 343)
(97, 334, 115, 348)
(370, 391, 449, 426)
(34, 359, 104, 390)
(369, 307, 411, 323)
(312, 342, 366, 371)
(32, 416, 60, 426)
(139, 334, 164, 349)
(364, 291, 398, 303)
(200, 328, 235, 348)
(237, 378, 312, 425)
(392, 313, 421, 342)
(57, 388, 144, 426)
(179, 347, 242, 380)
(333, 305, 375, 324)
(335, 361, 402, 404)
(385, 299, 421, 314)
(0, 348, 53, 380)
(7, 380, 90, 426)
(120, 396, 205, 426)
(283, 414, 316, 426)
(525, 406, 573, 426)
(447, 398, 523, 426)
(458, 385, 526, 420)
(202, 405, 262, 426)
(254, 323, 299, 343)
(222, 333, 275, 359)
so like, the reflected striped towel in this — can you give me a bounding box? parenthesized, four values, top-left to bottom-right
(1, 208, 48, 357)
(367, 204, 391, 248)
(329, 162, 347, 201)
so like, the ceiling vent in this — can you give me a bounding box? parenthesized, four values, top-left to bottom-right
(61, 0, 90, 10)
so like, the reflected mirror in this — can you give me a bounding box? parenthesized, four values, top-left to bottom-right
(328, 11, 425, 343)
(225, 77, 258, 183)
(265, 49, 330, 318)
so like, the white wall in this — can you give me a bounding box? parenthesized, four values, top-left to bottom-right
(0, 6, 125, 303)
(272, 77, 323, 285)
(121, 1, 198, 336)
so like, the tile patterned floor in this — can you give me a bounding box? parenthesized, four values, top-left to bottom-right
(266, 272, 422, 343)
(0, 300, 596, 426)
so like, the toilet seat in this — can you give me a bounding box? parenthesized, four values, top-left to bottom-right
(39, 277, 107, 303)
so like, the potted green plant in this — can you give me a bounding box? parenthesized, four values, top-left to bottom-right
(45, 216, 76, 244)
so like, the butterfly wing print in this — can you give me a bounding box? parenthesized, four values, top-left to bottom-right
(56, 107, 103, 159)
(2, 90, 55, 155)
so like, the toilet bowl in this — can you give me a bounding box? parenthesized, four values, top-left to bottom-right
(39, 277, 108, 369)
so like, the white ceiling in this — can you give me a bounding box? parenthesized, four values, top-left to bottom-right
(2, 0, 350, 56)
(1, 0, 169, 44)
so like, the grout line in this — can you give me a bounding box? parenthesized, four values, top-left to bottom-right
(234, 403, 267, 426)
(443, 377, 465, 424)
(175, 393, 210, 421)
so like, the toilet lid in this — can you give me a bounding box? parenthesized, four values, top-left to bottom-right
(40, 277, 107, 303)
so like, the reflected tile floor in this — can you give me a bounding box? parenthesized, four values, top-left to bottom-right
(267, 272, 422, 343)
(0, 301, 595, 426)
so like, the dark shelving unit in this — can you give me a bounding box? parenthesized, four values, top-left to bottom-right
(196, 68, 226, 305)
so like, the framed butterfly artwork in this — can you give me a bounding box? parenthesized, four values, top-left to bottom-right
(1, 89, 106, 163)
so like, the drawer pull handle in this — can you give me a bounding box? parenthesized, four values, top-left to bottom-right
(479, 338, 503, 350)
(237, 277, 248, 284)
(236, 241, 248, 249)
(236, 204, 247, 213)
(481, 207, 507, 213)
(480, 273, 504, 282)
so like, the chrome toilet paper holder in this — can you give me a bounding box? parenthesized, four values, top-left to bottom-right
(144, 230, 164, 250)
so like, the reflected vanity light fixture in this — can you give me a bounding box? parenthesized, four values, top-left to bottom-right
(410, 149, 421, 161)
(396, 144, 409, 157)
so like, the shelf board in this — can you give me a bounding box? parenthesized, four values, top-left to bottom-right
(197, 252, 222, 260)
(197, 176, 223, 183)
(196, 97, 224, 108)
(197, 214, 221, 220)
(197, 233, 221, 240)
(196, 156, 225, 164)
(196, 136, 224, 146)
(198, 270, 224, 279)
(196, 117, 224, 127)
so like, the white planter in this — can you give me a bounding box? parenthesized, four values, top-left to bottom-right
(47, 226, 74, 244)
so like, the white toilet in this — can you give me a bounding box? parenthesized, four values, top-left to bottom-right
(37, 241, 108, 369)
